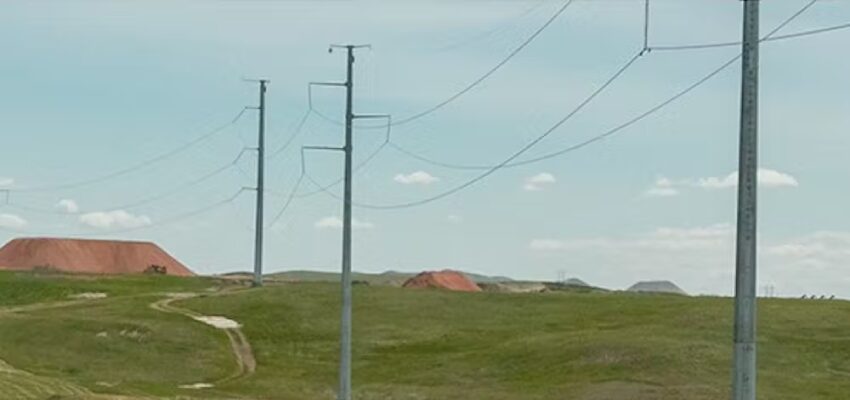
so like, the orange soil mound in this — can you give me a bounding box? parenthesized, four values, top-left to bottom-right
(402, 270, 481, 292)
(0, 237, 194, 276)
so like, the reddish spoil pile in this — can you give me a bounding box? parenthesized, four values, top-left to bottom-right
(402, 270, 481, 292)
(0, 237, 194, 276)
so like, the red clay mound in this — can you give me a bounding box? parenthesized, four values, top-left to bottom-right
(402, 270, 481, 292)
(0, 237, 194, 276)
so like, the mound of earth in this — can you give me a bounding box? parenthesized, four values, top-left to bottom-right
(0, 237, 193, 276)
(627, 280, 687, 295)
(402, 270, 481, 292)
(479, 282, 547, 293)
(565, 278, 590, 287)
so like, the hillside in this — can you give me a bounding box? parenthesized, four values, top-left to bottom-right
(0, 271, 848, 399)
(264, 269, 512, 285)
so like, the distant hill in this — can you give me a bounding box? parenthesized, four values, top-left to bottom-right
(261, 270, 512, 286)
(564, 278, 590, 287)
(627, 280, 688, 296)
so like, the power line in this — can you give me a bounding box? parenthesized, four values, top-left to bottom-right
(312, 0, 576, 129)
(263, 138, 390, 230)
(320, 0, 820, 211)
(433, 0, 554, 53)
(5, 150, 250, 215)
(293, 141, 389, 200)
(269, 108, 312, 159)
(265, 171, 304, 229)
(651, 7, 847, 51)
(0, 189, 247, 237)
(12, 107, 249, 193)
(74, 189, 248, 236)
(387, 1, 835, 172)
(386, 49, 643, 172)
(312, 50, 642, 210)
(390, 53, 736, 171)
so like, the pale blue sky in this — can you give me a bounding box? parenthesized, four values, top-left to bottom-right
(1, 0, 849, 297)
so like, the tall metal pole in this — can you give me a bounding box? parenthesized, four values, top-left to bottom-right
(338, 45, 355, 400)
(253, 80, 268, 288)
(732, 1, 759, 399)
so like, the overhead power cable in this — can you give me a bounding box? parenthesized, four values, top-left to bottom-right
(73, 188, 248, 236)
(652, 21, 850, 51)
(5, 149, 250, 215)
(388, 0, 831, 172)
(312, 0, 576, 129)
(319, 0, 820, 210)
(0, 188, 247, 236)
(650, 0, 847, 51)
(266, 173, 305, 229)
(13, 107, 249, 193)
(434, 0, 553, 53)
(269, 108, 313, 159)
(388, 49, 642, 171)
(311, 50, 642, 209)
(293, 141, 389, 200)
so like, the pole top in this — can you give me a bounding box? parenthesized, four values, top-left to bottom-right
(242, 77, 270, 84)
(329, 44, 371, 53)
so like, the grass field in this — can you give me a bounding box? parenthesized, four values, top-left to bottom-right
(0, 271, 849, 399)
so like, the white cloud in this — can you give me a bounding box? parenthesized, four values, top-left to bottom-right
(646, 169, 798, 197)
(447, 215, 463, 224)
(0, 177, 13, 187)
(394, 171, 439, 185)
(79, 210, 152, 229)
(644, 176, 680, 197)
(523, 172, 556, 191)
(695, 168, 799, 189)
(529, 225, 850, 298)
(531, 223, 734, 253)
(314, 216, 374, 230)
(0, 214, 27, 229)
(55, 199, 80, 214)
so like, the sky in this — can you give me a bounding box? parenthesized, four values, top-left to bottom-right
(1, 0, 849, 298)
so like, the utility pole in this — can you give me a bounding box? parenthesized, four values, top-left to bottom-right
(251, 79, 268, 287)
(306, 44, 385, 400)
(339, 44, 356, 400)
(732, 1, 759, 400)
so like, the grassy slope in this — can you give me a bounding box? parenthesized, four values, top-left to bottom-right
(0, 271, 236, 398)
(0, 272, 849, 399)
(0, 271, 216, 307)
(180, 283, 850, 400)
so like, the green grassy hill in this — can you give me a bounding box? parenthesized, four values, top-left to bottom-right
(0, 271, 848, 399)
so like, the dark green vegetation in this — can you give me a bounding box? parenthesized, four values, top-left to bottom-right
(0, 271, 849, 399)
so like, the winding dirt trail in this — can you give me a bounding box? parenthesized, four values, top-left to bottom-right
(150, 294, 256, 383)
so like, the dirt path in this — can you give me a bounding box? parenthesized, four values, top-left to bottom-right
(150, 294, 256, 383)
